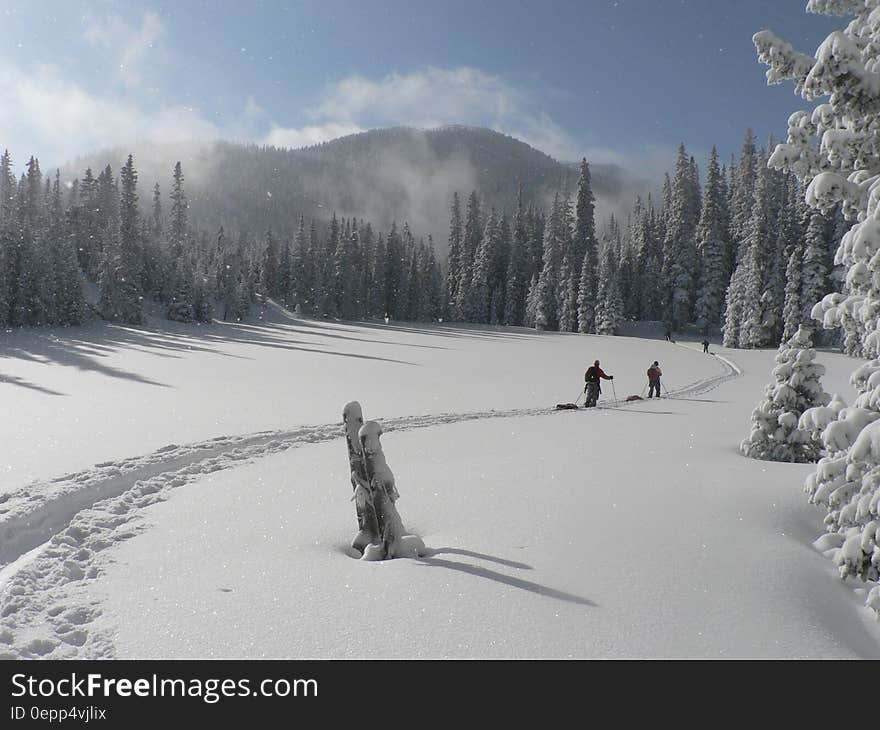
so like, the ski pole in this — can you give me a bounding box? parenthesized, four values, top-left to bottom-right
(611, 379, 618, 406)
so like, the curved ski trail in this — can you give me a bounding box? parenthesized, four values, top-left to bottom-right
(0, 351, 740, 658)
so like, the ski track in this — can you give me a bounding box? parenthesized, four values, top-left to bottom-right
(0, 350, 740, 659)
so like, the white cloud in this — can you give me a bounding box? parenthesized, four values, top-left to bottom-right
(263, 122, 364, 149)
(0, 64, 220, 168)
(307, 66, 581, 160)
(83, 10, 166, 87)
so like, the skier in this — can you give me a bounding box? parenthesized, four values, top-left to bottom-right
(584, 359, 613, 407)
(647, 360, 662, 398)
(702, 339, 710, 354)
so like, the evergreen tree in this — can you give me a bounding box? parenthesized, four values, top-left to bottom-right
(370, 233, 387, 318)
(801, 206, 830, 328)
(740, 326, 828, 462)
(454, 192, 482, 319)
(99, 211, 143, 324)
(446, 192, 463, 316)
(662, 144, 698, 330)
(534, 194, 569, 331)
(694, 147, 728, 333)
(504, 187, 529, 326)
(558, 251, 577, 332)
(465, 207, 499, 323)
(262, 229, 281, 299)
(729, 129, 757, 270)
(594, 220, 624, 335)
(781, 240, 804, 343)
(573, 160, 598, 331)
(737, 147, 776, 348)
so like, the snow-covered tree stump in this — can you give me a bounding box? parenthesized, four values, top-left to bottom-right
(740, 326, 830, 463)
(342, 402, 424, 560)
(343, 401, 380, 553)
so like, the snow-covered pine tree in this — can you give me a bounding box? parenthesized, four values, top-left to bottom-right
(0, 150, 15, 326)
(661, 144, 699, 330)
(721, 263, 746, 347)
(526, 205, 545, 285)
(99, 211, 143, 324)
(504, 187, 529, 325)
(737, 146, 777, 348)
(167, 257, 196, 322)
(524, 273, 539, 328)
(370, 232, 387, 319)
(594, 219, 624, 335)
(445, 192, 463, 316)
(357, 222, 375, 318)
(535, 193, 566, 331)
(278, 235, 292, 307)
(261, 229, 281, 300)
(801, 206, 830, 332)
(754, 3, 880, 612)
(741, 326, 829, 462)
(119, 156, 145, 306)
(573, 159, 598, 331)
(781, 239, 804, 343)
(729, 129, 757, 271)
(290, 215, 308, 315)
(50, 171, 85, 325)
(465, 207, 499, 323)
(424, 237, 443, 322)
(694, 147, 728, 334)
(635, 198, 662, 322)
(454, 191, 482, 320)
(618, 209, 639, 321)
(558, 251, 577, 332)
(493, 214, 511, 324)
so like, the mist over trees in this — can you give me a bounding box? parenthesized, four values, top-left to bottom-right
(442, 132, 841, 348)
(0, 151, 445, 328)
(1, 125, 843, 351)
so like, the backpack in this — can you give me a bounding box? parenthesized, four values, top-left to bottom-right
(585, 368, 598, 383)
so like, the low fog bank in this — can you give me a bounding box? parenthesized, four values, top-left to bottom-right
(58, 127, 660, 254)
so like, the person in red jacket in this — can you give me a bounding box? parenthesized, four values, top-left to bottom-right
(647, 360, 662, 398)
(583, 359, 613, 407)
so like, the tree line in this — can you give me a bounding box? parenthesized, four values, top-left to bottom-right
(443, 131, 843, 349)
(0, 151, 444, 329)
(0, 131, 843, 348)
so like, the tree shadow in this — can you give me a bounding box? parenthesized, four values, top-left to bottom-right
(0, 373, 67, 396)
(351, 319, 549, 343)
(420, 546, 533, 570)
(414, 555, 596, 607)
(0, 312, 422, 393)
(2, 330, 172, 388)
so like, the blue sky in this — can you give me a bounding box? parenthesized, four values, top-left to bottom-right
(0, 0, 842, 174)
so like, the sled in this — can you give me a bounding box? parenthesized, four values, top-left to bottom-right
(625, 395, 644, 402)
(555, 403, 580, 410)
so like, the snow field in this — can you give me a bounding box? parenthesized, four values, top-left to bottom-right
(0, 312, 876, 658)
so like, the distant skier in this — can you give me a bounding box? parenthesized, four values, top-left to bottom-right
(664, 328, 674, 343)
(584, 359, 613, 407)
(647, 361, 662, 398)
(702, 339, 710, 354)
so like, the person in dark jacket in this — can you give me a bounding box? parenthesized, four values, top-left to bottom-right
(584, 359, 613, 407)
(702, 339, 710, 353)
(647, 361, 662, 398)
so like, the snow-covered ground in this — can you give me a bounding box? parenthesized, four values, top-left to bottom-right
(1, 305, 878, 658)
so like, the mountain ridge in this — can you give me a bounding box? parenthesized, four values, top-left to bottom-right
(62, 126, 649, 251)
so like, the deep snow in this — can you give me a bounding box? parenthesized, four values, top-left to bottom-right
(0, 305, 877, 658)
